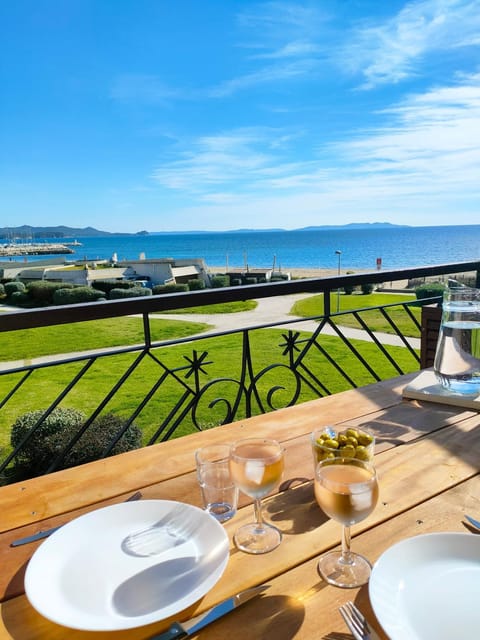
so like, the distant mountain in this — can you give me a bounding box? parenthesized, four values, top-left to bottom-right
(150, 222, 409, 234)
(0, 225, 140, 239)
(0, 222, 408, 240)
(294, 222, 409, 231)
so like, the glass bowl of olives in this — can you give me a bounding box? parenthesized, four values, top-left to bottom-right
(311, 426, 375, 465)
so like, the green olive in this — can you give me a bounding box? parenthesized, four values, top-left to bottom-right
(346, 428, 360, 439)
(341, 444, 356, 458)
(338, 434, 348, 446)
(346, 436, 358, 447)
(323, 438, 339, 449)
(355, 445, 370, 460)
(316, 450, 335, 461)
(358, 431, 374, 446)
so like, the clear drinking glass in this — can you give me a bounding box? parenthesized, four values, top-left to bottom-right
(229, 437, 284, 554)
(315, 456, 378, 588)
(195, 444, 238, 523)
(434, 286, 480, 395)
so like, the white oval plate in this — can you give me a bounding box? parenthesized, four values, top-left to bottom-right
(369, 532, 480, 640)
(25, 500, 229, 631)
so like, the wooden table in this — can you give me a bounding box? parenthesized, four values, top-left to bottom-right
(0, 372, 479, 639)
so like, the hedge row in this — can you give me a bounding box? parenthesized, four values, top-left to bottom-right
(9, 408, 142, 481)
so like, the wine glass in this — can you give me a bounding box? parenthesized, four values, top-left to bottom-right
(229, 437, 284, 554)
(315, 456, 378, 587)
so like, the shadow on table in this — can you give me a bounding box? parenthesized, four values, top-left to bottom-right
(203, 594, 305, 640)
(263, 478, 327, 535)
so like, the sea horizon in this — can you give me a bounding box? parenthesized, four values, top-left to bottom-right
(2, 224, 479, 273)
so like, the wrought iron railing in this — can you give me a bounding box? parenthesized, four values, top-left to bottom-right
(0, 260, 478, 482)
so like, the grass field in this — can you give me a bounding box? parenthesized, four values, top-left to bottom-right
(0, 292, 420, 454)
(291, 292, 420, 335)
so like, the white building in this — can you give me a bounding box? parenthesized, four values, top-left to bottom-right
(0, 257, 211, 288)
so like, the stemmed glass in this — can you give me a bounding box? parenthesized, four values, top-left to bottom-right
(229, 437, 284, 554)
(315, 456, 378, 588)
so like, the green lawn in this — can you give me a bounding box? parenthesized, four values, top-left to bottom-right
(291, 292, 421, 336)
(157, 300, 257, 314)
(0, 316, 211, 361)
(0, 324, 419, 451)
(0, 292, 421, 456)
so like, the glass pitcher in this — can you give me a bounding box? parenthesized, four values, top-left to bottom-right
(433, 287, 480, 395)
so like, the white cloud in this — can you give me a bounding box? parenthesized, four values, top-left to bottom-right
(209, 58, 316, 97)
(152, 129, 281, 190)
(211, 1, 325, 96)
(151, 71, 480, 228)
(343, 0, 480, 87)
(251, 40, 321, 59)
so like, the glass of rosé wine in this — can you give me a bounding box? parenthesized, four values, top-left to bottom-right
(315, 456, 378, 587)
(229, 438, 284, 554)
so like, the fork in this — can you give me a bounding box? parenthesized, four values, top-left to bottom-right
(122, 503, 198, 557)
(338, 601, 380, 640)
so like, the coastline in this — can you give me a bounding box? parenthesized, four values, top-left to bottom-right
(208, 265, 362, 279)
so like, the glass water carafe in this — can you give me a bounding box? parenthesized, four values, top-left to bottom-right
(434, 287, 480, 395)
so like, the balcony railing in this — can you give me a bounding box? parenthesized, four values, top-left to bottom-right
(0, 260, 478, 483)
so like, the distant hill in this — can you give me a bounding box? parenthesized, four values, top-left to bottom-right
(150, 222, 409, 234)
(0, 225, 139, 239)
(294, 222, 408, 231)
(0, 222, 408, 239)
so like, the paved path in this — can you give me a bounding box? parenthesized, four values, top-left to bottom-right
(157, 293, 421, 348)
(0, 293, 420, 372)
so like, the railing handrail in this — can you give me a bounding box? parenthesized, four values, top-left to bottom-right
(1, 260, 479, 332)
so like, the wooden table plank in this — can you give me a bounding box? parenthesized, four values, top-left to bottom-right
(1, 371, 472, 536)
(1, 372, 479, 639)
(1, 401, 477, 604)
(0, 410, 478, 638)
(195, 475, 480, 640)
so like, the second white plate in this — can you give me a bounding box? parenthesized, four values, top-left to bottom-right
(369, 532, 480, 640)
(25, 499, 230, 631)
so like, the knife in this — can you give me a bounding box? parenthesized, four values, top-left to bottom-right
(10, 490, 142, 547)
(465, 514, 480, 531)
(149, 585, 269, 639)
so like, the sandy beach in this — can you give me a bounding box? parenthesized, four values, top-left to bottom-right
(208, 265, 363, 279)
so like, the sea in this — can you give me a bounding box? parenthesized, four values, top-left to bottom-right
(4, 225, 480, 272)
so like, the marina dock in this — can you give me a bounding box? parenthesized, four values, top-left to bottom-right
(0, 243, 75, 257)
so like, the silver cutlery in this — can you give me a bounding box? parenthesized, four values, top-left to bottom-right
(149, 584, 269, 639)
(10, 490, 142, 547)
(465, 514, 480, 531)
(339, 601, 380, 640)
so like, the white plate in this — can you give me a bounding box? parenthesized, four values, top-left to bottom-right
(369, 532, 480, 640)
(24, 500, 229, 631)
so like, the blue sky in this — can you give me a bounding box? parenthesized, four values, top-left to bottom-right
(2, 0, 480, 233)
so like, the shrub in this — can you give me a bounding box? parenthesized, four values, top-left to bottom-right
(361, 282, 374, 295)
(187, 279, 205, 291)
(210, 275, 230, 288)
(27, 281, 74, 304)
(9, 290, 30, 306)
(244, 277, 257, 285)
(343, 271, 356, 295)
(109, 286, 152, 299)
(92, 280, 136, 294)
(152, 283, 189, 294)
(4, 281, 26, 298)
(415, 282, 446, 300)
(9, 408, 142, 480)
(52, 286, 106, 305)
